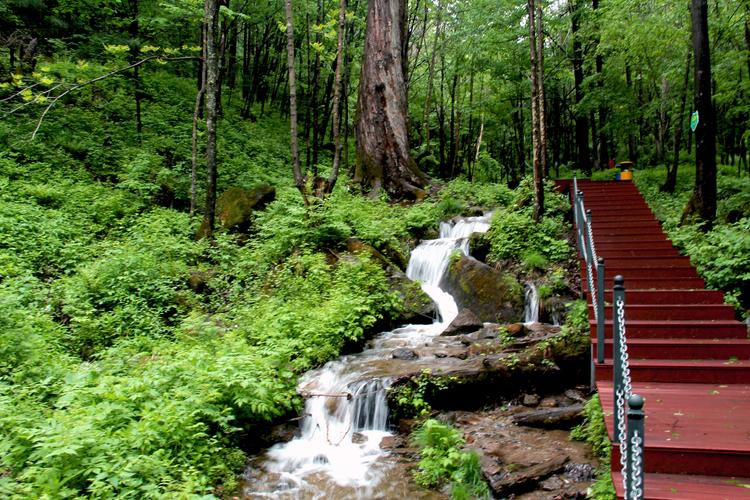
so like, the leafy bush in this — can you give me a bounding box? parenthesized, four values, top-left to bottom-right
(412, 419, 490, 499)
(570, 395, 615, 499)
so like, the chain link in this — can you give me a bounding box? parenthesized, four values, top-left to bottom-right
(629, 430, 644, 499)
(616, 296, 633, 496)
(585, 212, 598, 265)
(587, 263, 598, 322)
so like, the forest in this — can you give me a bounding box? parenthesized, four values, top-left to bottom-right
(1, 0, 749, 498)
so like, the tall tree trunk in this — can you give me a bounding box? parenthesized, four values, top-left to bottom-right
(201, 0, 220, 238)
(355, 0, 430, 199)
(129, 0, 142, 137)
(191, 38, 208, 215)
(662, 49, 691, 193)
(592, 0, 608, 168)
(285, 0, 308, 203)
(683, 0, 717, 228)
(570, 0, 590, 174)
(529, 0, 545, 220)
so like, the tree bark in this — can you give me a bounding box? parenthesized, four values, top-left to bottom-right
(355, 0, 430, 199)
(529, 0, 545, 221)
(683, 0, 717, 229)
(284, 0, 308, 203)
(201, 0, 220, 237)
(422, 0, 443, 151)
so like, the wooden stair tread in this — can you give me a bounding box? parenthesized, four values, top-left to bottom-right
(612, 472, 750, 499)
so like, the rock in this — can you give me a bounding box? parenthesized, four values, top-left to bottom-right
(434, 352, 448, 358)
(512, 404, 585, 429)
(540, 476, 565, 491)
(474, 323, 501, 339)
(441, 255, 524, 322)
(388, 271, 437, 326)
(487, 454, 569, 496)
(522, 394, 540, 407)
(441, 309, 484, 336)
(563, 463, 595, 482)
(351, 432, 367, 444)
(187, 271, 213, 293)
(507, 323, 525, 336)
(222, 185, 275, 229)
(392, 348, 419, 360)
(379, 436, 396, 449)
(564, 389, 587, 404)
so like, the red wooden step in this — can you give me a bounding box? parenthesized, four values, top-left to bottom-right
(583, 277, 707, 291)
(597, 249, 683, 258)
(589, 320, 747, 339)
(596, 240, 676, 249)
(601, 256, 693, 268)
(588, 304, 737, 321)
(598, 382, 750, 477)
(593, 228, 670, 237)
(596, 359, 750, 384)
(593, 338, 750, 360)
(611, 472, 750, 499)
(611, 289, 726, 305)
(581, 267, 700, 280)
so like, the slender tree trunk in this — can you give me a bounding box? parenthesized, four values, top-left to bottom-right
(129, 1, 142, 137)
(191, 40, 208, 215)
(536, 0, 548, 181)
(324, 0, 347, 194)
(201, 0, 220, 237)
(529, 0, 545, 220)
(355, 0, 430, 199)
(285, 0, 308, 203)
(662, 50, 691, 193)
(683, 0, 717, 228)
(625, 63, 637, 161)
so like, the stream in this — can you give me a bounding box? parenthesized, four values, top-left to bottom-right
(241, 214, 502, 499)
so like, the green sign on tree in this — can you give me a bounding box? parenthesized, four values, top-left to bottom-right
(690, 111, 699, 132)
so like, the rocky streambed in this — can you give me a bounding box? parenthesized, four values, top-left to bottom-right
(238, 213, 596, 499)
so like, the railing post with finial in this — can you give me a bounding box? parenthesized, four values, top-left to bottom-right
(596, 257, 605, 363)
(612, 275, 625, 441)
(577, 191, 586, 261)
(627, 394, 645, 499)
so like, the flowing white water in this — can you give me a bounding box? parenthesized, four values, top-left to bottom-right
(244, 212, 493, 498)
(523, 282, 540, 325)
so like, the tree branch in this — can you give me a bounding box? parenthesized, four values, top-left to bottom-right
(29, 56, 199, 139)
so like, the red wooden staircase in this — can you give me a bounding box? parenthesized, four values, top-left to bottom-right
(573, 180, 750, 499)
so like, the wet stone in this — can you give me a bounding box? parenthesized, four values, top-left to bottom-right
(541, 475, 566, 491)
(523, 394, 540, 407)
(392, 348, 419, 360)
(563, 463, 595, 482)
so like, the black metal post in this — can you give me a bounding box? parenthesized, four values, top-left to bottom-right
(627, 393, 645, 499)
(596, 257, 605, 363)
(612, 275, 625, 441)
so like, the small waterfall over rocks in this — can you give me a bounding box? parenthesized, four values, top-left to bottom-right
(244, 212, 492, 498)
(523, 282, 540, 325)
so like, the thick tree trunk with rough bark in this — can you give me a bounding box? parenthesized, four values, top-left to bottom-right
(355, 0, 430, 199)
(683, 0, 717, 228)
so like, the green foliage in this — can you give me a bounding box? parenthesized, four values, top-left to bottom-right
(388, 370, 452, 418)
(412, 419, 490, 499)
(570, 395, 615, 499)
(635, 166, 750, 311)
(522, 251, 547, 271)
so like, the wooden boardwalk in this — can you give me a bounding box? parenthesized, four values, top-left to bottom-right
(569, 180, 750, 499)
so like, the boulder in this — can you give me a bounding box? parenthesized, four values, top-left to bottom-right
(511, 404, 585, 429)
(441, 255, 524, 322)
(197, 184, 275, 237)
(392, 348, 419, 360)
(388, 271, 437, 325)
(217, 185, 275, 230)
(441, 309, 484, 336)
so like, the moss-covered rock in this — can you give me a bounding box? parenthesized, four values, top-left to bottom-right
(217, 184, 275, 231)
(440, 255, 524, 322)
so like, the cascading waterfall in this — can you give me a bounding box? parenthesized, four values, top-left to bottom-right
(523, 282, 540, 325)
(244, 212, 493, 498)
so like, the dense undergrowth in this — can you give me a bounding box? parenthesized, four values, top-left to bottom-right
(0, 61, 548, 497)
(633, 166, 750, 314)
